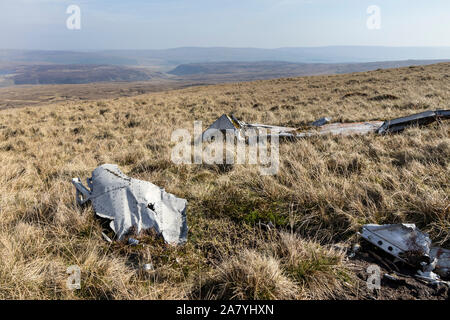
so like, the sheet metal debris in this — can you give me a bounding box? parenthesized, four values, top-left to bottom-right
(376, 109, 450, 134)
(359, 224, 432, 267)
(204, 114, 240, 135)
(311, 117, 332, 127)
(359, 223, 449, 283)
(72, 164, 188, 245)
(204, 109, 449, 140)
(128, 238, 140, 246)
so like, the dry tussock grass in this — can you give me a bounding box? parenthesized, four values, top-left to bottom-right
(0, 63, 449, 299)
(199, 232, 350, 300)
(207, 249, 299, 300)
(271, 232, 351, 299)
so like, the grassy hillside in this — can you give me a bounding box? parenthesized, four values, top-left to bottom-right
(0, 80, 200, 110)
(0, 63, 448, 299)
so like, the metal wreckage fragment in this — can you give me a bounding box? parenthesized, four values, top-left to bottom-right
(72, 164, 188, 245)
(202, 111, 450, 282)
(203, 109, 450, 140)
(359, 224, 449, 281)
(376, 109, 450, 134)
(359, 224, 432, 267)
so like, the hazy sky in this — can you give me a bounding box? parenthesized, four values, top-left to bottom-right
(1, 0, 449, 50)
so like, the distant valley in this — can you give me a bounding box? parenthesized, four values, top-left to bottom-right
(0, 64, 165, 86)
(1, 58, 448, 87)
(0, 46, 449, 109)
(168, 60, 450, 81)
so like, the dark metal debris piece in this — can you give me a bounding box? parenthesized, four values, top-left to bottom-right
(311, 117, 332, 127)
(376, 109, 450, 134)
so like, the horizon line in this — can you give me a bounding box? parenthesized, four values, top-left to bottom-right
(2, 45, 450, 52)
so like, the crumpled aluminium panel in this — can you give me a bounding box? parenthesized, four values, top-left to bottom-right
(72, 164, 188, 245)
(359, 224, 432, 266)
(359, 223, 450, 280)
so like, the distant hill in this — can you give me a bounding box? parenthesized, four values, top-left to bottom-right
(101, 46, 450, 65)
(1, 46, 449, 87)
(1, 59, 448, 88)
(0, 50, 137, 65)
(168, 60, 450, 81)
(2, 47, 450, 69)
(7, 65, 157, 85)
